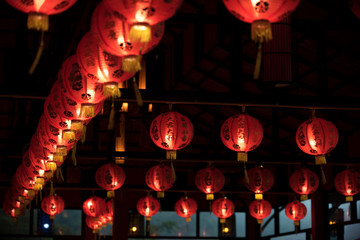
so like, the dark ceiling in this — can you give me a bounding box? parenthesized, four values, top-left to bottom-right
(1, 0, 360, 212)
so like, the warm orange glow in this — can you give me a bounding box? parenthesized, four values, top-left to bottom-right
(145, 208, 150, 216)
(117, 36, 125, 45)
(131, 226, 137, 232)
(148, 104, 153, 112)
(135, 10, 146, 22)
(34, 0, 45, 11)
(223, 227, 230, 233)
(302, 186, 308, 193)
(121, 102, 128, 112)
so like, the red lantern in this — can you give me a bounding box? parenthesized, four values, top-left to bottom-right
(22, 154, 45, 191)
(29, 134, 60, 172)
(103, 0, 182, 43)
(41, 195, 65, 219)
(221, 113, 263, 162)
(4, 189, 23, 210)
(91, 2, 164, 73)
(195, 167, 225, 200)
(83, 196, 106, 218)
(334, 169, 360, 202)
(222, 0, 301, 79)
(296, 117, 339, 165)
(145, 164, 175, 198)
(285, 200, 307, 226)
(95, 163, 126, 198)
(5, 0, 77, 31)
(136, 196, 159, 221)
(249, 199, 272, 224)
(16, 165, 36, 190)
(86, 215, 101, 233)
(104, 200, 114, 224)
(349, 0, 360, 19)
(212, 197, 235, 223)
(245, 166, 274, 200)
(2, 200, 21, 219)
(289, 168, 319, 200)
(76, 32, 135, 98)
(150, 111, 194, 160)
(174, 196, 197, 222)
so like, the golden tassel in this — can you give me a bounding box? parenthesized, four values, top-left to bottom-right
(56, 168, 64, 182)
(80, 104, 95, 118)
(45, 170, 53, 179)
(47, 162, 57, 171)
(157, 191, 165, 198)
(50, 181, 55, 196)
(39, 189, 42, 201)
(71, 121, 84, 133)
(71, 142, 77, 166)
(53, 153, 63, 165)
(129, 23, 151, 43)
(122, 55, 142, 73)
(81, 125, 87, 144)
(132, 77, 143, 107)
(255, 193, 263, 200)
(108, 102, 115, 131)
(107, 190, 115, 199)
(185, 217, 191, 223)
(253, 42, 262, 80)
(257, 219, 263, 224)
(62, 130, 76, 143)
(29, 30, 45, 74)
(27, 12, 49, 31)
(206, 193, 214, 200)
(103, 82, 121, 99)
(346, 195, 353, 202)
(170, 159, 177, 182)
(237, 152, 248, 162)
(315, 155, 326, 165)
(320, 165, 326, 184)
(244, 163, 250, 185)
(220, 218, 226, 224)
(56, 146, 67, 157)
(300, 195, 308, 201)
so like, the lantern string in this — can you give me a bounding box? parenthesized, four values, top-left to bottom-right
(320, 165, 327, 184)
(133, 77, 143, 107)
(242, 105, 246, 113)
(169, 103, 173, 111)
(312, 108, 316, 118)
(108, 99, 115, 130)
(80, 124, 87, 144)
(29, 30, 44, 75)
(71, 142, 78, 166)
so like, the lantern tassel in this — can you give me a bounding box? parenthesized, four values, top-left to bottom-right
(122, 55, 142, 73)
(27, 12, 49, 31)
(72, 142, 77, 166)
(50, 181, 55, 196)
(108, 101, 115, 131)
(320, 165, 326, 184)
(133, 77, 143, 107)
(170, 159, 177, 182)
(29, 30, 44, 75)
(244, 163, 250, 185)
(129, 23, 151, 43)
(81, 125, 87, 144)
(107, 190, 115, 199)
(253, 42, 262, 80)
(315, 155, 326, 165)
(56, 168, 64, 182)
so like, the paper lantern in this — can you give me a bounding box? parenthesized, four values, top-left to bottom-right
(95, 163, 126, 198)
(76, 32, 135, 98)
(145, 164, 175, 198)
(249, 199, 272, 224)
(2, 200, 20, 219)
(86, 215, 101, 233)
(83, 196, 106, 218)
(104, 200, 113, 224)
(91, 2, 164, 72)
(4, 189, 23, 210)
(221, 113, 263, 162)
(103, 0, 182, 43)
(174, 196, 197, 222)
(5, 0, 77, 31)
(334, 169, 360, 202)
(222, 0, 301, 79)
(22, 153, 45, 191)
(289, 168, 319, 200)
(41, 195, 65, 219)
(136, 196, 159, 221)
(16, 165, 36, 190)
(195, 167, 225, 200)
(212, 197, 235, 223)
(296, 117, 339, 165)
(150, 111, 194, 160)
(245, 166, 274, 200)
(285, 200, 307, 226)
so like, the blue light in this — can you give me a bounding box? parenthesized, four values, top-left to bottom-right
(43, 223, 50, 229)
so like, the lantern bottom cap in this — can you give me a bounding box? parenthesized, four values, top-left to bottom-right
(129, 23, 151, 43)
(346, 196, 353, 202)
(206, 194, 214, 200)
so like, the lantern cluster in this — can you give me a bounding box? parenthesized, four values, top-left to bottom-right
(84, 198, 113, 233)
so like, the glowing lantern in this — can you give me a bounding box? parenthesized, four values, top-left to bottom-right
(150, 111, 194, 160)
(95, 163, 126, 198)
(245, 166, 274, 200)
(174, 196, 197, 222)
(195, 167, 225, 200)
(221, 113, 263, 162)
(104, 200, 113, 224)
(23, 158, 45, 191)
(91, 2, 164, 73)
(136, 196, 159, 221)
(16, 165, 36, 190)
(296, 117, 338, 165)
(2, 200, 21, 219)
(289, 168, 319, 200)
(249, 199, 272, 224)
(103, 0, 182, 43)
(83, 196, 106, 218)
(285, 200, 307, 226)
(145, 164, 175, 198)
(222, 0, 301, 79)
(5, 0, 77, 31)
(4, 189, 23, 210)
(76, 32, 135, 98)
(86, 215, 101, 233)
(41, 195, 65, 219)
(334, 169, 360, 202)
(212, 197, 235, 223)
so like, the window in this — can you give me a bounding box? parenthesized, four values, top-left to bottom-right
(357, 200, 360, 220)
(0, 208, 30, 235)
(300, 199, 311, 230)
(199, 212, 218, 237)
(271, 232, 306, 240)
(344, 223, 360, 240)
(261, 208, 275, 237)
(235, 212, 246, 238)
(279, 206, 295, 234)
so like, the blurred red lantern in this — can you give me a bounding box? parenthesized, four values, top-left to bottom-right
(150, 111, 194, 160)
(16, 165, 36, 190)
(221, 113, 263, 162)
(296, 117, 338, 165)
(245, 166, 274, 200)
(195, 167, 225, 200)
(76, 32, 135, 98)
(104, 200, 114, 224)
(289, 168, 319, 200)
(91, 2, 164, 73)
(4, 189, 23, 210)
(212, 197, 235, 223)
(145, 164, 174, 198)
(86, 215, 101, 233)
(285, 200, 307, 226)
(249, 199, 272, 224)
(95, 163, 126, 198)
(103, 0, 182, 43)
(41, 195, 65, 219)
(334, 169, 360, 202)
(136, 196, 159, 221)
(2, 200, 21, 219)
(22, 155, 45, 191)
(223, 0, 301, 79)
(174, 196, 197, 222)
(5, 0, 77, 31)
(349, 0, 360, 19)
(83, 196, 106, 218)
